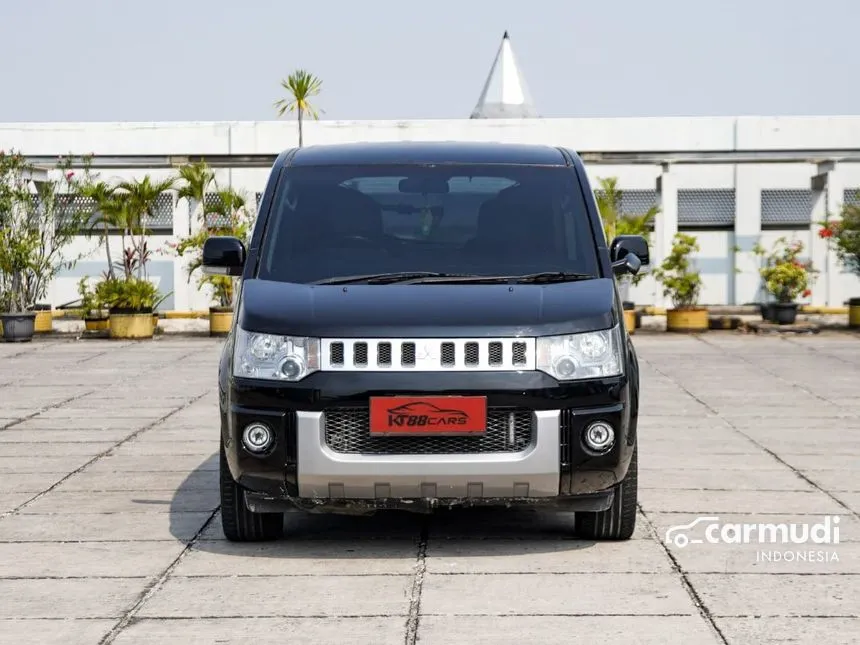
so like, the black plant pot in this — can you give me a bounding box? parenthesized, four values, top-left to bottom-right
(771, 303, 799, 325)
(1, 312, 37, 342)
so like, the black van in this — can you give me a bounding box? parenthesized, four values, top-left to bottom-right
(203, 141, 649, 542)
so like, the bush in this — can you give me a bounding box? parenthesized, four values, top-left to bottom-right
(651, 233, 702, 309)
(819, 198, 860, 278)
(753, 237, 815, 303)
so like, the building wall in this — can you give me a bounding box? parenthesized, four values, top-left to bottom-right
(2, 115, 860, 310)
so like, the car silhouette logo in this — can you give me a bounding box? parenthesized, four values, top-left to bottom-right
(388, 401, 469, 420)
(664, 516, 720, 548)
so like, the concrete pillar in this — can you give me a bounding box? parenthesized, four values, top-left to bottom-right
(654, 164, 678, 309)
(733, 166, 763, 306)
(809, 162, 843, 306)
(171, 191, 192, 311)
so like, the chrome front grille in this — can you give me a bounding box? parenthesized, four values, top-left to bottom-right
(324, 407, 534, 454)
(320, 338, 536, 371)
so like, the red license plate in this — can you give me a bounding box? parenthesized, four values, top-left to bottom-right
(369, 396, 487, 435)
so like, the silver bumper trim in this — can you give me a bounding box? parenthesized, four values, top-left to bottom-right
(296, 410, 561, 499)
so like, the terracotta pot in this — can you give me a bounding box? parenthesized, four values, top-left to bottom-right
(666, 307, 709, 333)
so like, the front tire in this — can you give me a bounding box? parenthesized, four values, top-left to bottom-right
(219, 444, 284, 542)
(574, 444, 638, 540)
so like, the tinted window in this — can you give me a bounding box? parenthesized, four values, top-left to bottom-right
(258, 164, 598, 283)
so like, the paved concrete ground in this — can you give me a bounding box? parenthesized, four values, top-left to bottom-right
(0, 334, 858, 644)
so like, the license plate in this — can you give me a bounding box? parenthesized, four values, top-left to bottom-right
(369, 396, 487, 435)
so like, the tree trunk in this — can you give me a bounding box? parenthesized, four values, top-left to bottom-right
(298, 107, 304, 147)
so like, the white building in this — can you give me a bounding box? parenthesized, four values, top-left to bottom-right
(1, 33, 859, 312)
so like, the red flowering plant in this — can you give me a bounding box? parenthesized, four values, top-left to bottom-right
(752, 237, 816, 304)
(818, 197, 860, 278)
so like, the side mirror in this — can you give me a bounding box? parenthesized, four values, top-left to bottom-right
(610, 235, 649, 277)
(202, 236, 246, 277)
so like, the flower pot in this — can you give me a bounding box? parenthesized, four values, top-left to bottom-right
(1, 312, 37, 342)
(665, 307, 709, 333)
(770, 302, 799, 325)
(848, 297, 860, 329)
(108, 309, 154, 339)
(32, 305, 53, 334)
(84, 316, 110, 332)
(209, 307, 233, 336)
(152, 314, 160, 331)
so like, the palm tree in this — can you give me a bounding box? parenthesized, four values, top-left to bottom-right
(175, 161, 215, 231)
(80, 180, 122, 279)
(274, 70, 323, 147)
(116, 175, 177, 279)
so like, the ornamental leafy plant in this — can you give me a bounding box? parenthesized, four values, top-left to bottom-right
(169, 172, 255, 309)
(0, 150, 95, 313)
(594, 177, 659, 287)
(650, 233, 703, 309)
(818, 196, 860, 278)
(752, 237, 815, 303)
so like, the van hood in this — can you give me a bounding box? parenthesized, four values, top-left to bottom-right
(237, 278, 617, 338)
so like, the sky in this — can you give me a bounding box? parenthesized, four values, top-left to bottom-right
(1, 0, 858, 123)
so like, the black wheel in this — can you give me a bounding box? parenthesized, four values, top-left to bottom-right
(219, 444, 284, 542)
(575, 445, 638, 540)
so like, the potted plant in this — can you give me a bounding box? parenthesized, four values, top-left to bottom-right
(77, 276, 109, 332)
(171, 179, 254, 336)
(753, 237, 815, 325)
(819, 198, 860, 328)
(0, 150, 92, 341)
(595, 177, 659, 332)
(96, 275, 160, 339)
(651, 232, 707, 332)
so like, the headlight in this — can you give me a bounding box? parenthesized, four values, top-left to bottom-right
(536, 326, 623, 380)
(233, 328, 320, 381)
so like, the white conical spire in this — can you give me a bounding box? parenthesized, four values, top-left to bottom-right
(470, 31, 539, 119)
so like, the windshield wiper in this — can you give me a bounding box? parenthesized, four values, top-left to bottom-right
(508, 271, 595, 284)
(400, 271, 595, 285)
(310, 272, 475, 285)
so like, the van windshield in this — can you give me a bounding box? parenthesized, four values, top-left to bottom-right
(258, 164, 600, 284)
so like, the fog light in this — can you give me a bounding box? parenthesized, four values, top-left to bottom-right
(242, 422, 274, 453)
(583, 421, 615, 452)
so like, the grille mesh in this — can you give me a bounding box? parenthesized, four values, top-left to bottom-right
(324, 407, 534, 454)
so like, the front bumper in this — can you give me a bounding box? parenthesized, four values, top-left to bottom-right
(221, 371, 636, 509)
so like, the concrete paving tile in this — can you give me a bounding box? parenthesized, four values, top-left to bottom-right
(36, 407, 180, 419)
(11, 417, 150, 431)
(425, 538, 673, 573)
(83, 454, 218, 473)
(0, 473, 63, 494)
(0, 456, 93, 473)
(19, 489, 218, 515)
(687, 573, 860, 617)
(137, 575, 412, 618)
(780, 454, 860, 470)
(714, 617, 860, 645)
(644, 437, 762, 455)
(803, 470, 860, 492)
(0, 442, 115, 457)
(0, 619, 113, 645)
(643, 453, 786, 470)
(175, 539, 419, 576)
(0, 541, 186, 577)
(134, 428, 219, 442)
(638, 468, 814, 491)
(834, 492, 860, 513)
(0, 492, 33, 513)
(417, 615, 723, 645)
(420, 572, 695, 616)
(108, 441, 217, 457)
(53, 469, 217, 492)
(0, 579, 143, 619)
(0, 511, 212, 542)
(111, 617, 406, 645)
(0, 429, 133, 443)
(640, 489, 845, 515)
